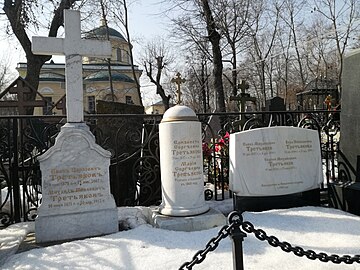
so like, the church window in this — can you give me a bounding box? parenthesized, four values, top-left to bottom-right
(39, 87, 54, 94)
(123, 50, 129, 64)
(104, 94, 118, 102)
(116, 48, 122, 62)
(88, 96, 95, 113)
(125, 95, 134, 104)
(43, 97, 53, 115)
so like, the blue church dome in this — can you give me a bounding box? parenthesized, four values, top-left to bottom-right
(85, 26, 126, 41)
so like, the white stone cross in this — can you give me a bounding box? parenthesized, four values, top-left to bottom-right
(32, 9, 112, 123)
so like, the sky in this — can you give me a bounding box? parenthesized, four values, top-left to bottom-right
(126, 0, 174, 105)
(0, 0, 173, 105)
(1, 202, 360, 270)
(0, 0, 170, 64)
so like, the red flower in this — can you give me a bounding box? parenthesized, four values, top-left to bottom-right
(215, 143, 222, 152)
(202, 142, 212, 158)
(215, 132, 230, 153)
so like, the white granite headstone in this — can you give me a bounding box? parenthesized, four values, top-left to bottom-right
(158, 106, 209, 216)
(229, 126, 323, 196)
(35, 124, 118, 243)
(32, 10, 117, 243)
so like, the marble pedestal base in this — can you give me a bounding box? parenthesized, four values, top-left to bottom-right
(150, 207, 226, 232)
(35, 208, 118, 243)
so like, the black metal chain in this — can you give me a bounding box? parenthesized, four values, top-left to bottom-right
(241, 220, 360, 265)
(179, 211, 360, 269)
(179, 212, 242, 270)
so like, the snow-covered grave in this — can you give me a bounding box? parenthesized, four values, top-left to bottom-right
(1, 203, 360, 270)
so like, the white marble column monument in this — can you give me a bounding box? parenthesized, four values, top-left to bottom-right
(32, 10, 118, 243)
(158, 105, 209, 216)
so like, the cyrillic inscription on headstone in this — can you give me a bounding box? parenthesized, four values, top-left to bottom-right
(230, 126, 323, 196)
(42, 166, 107, 211)
(172, 139, 203, 187)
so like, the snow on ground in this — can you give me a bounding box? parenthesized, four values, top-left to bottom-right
(1, 203, 360, 270)
(0, 222, 34, 266)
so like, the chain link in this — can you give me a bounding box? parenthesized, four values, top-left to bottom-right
(179, 212, 360, 269)
(179, 214, 242, 270)
(241, 220, 360, 265)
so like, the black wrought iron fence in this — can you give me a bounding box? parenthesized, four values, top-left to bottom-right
(0, 110, 346, 227)
(0, 114, 164, 227)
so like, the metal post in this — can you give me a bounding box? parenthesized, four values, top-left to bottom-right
(228, 212, 247, 270)
(356, 155, 360, 182)
(12, 118, 21, 223)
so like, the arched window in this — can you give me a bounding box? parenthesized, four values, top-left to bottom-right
(39, 87, 54, 94)
(104, 94, 118, 101)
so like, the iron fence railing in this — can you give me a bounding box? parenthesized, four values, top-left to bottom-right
(0, 110, 349, 227)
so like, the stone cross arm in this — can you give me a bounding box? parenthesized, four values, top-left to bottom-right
(230, 94, 256, 103)
(238, 80, 249, 93)
(32, 10, 111, 58)
(32, 37, 111, 58)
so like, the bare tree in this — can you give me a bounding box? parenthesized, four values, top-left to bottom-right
(215, 0, 252, 97)
(245, 0, 281, 106)
(0, 54, 17, 92)
(168, 0, 359, 111)
(200, 0, 226, 112)
(279, 0, 308, 90)
(107, 0, 143, 106)
(169, 0, 226, 112)
(99, 0, 115, 101)
(312, 0, 360, 91)
(304, 17, 339, 80)
(142, 37, 174, 110)
(3, 0, 79, 114)
(183, 49, 211, 112)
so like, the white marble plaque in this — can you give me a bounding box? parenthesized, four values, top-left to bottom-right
(35, 123, 118, 243)
(229, 126, 323, 196)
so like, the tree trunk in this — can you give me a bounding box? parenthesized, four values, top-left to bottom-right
(200, 62, 207, 113)
(231, 44, 238, 97)
(123, 0, 143, 106)
(200, 0, 226, 113)
(144, 59, 170, 110)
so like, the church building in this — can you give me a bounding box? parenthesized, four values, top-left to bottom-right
(16, 22, 142, 116)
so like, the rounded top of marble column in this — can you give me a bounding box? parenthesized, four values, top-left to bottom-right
(161, 105, 198, 123)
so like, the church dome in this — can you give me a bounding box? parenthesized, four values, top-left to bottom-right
(85, 25, 126, 41)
